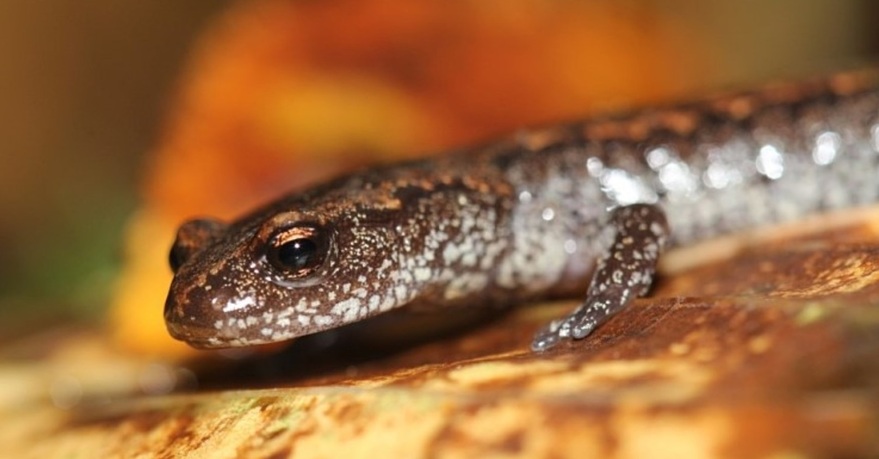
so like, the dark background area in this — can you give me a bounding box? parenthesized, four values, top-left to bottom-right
(0, 2, 230, 320)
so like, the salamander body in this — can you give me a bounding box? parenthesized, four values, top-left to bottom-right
(164, 69, 879, 351)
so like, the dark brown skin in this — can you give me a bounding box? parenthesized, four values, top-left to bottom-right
(164, 68, 879, 351)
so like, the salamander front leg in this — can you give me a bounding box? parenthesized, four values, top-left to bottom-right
(531, 204, 669, 351)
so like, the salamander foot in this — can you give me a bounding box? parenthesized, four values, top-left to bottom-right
(531, 204, 668, 351)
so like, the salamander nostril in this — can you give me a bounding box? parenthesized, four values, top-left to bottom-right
(168, 218, 229, 272)
(168, 244, 190, 273)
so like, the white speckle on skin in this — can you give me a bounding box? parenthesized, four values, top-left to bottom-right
(394, 285, 409, 302)
(586, 157, 603, 176)
(331, 298, 361, 322)
(396, 270, 414, 284)
(599, 168, 658, 205)
(380, 295, 396, 311)
(222, 296, 255, 313)
(314, 315, 334, 326)
(414, 267, 431, 282)
(756, 144, 784, 179)
(812, 131, 840, 165)
(658, 160, 696, 196)
(646, 146, 670, 169)
(442, 243, 461, 263)
(871, 124, 879, 152)
(368, 295, 381, 311)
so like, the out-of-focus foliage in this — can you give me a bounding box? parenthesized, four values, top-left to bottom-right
(0, 2, 228, 333)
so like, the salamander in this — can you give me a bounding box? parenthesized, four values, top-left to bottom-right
(164, 69, 879, 351)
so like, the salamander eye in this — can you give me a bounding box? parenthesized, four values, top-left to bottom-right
(267, 225, 329, 278)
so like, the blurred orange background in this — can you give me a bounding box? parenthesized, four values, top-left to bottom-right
(0, 0, 876, 356)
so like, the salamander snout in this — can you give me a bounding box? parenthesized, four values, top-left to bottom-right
(164, 254, 270, 349)
(165, 217, 244, 348)
(164, 278, 256, 348)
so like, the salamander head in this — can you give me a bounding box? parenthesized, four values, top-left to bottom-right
(163, 201, 402, 349)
